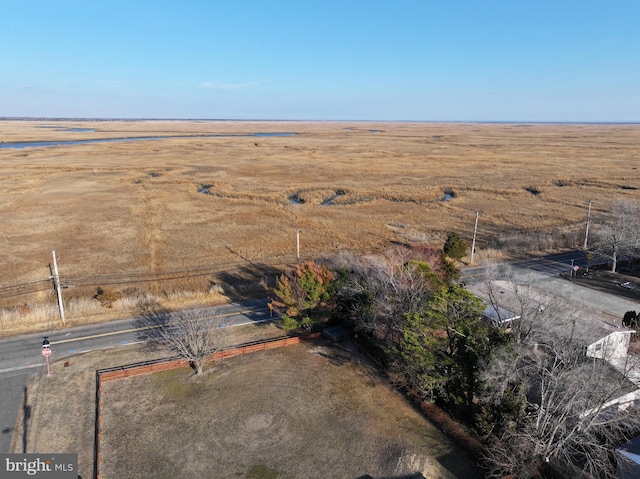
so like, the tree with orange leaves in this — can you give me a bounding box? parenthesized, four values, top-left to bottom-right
(270, 261, 336, 332)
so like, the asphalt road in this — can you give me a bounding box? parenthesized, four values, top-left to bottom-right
(0, 373, 28, 453)
(461, 250, 594, 284)
(461, 250, 639, 320)
(0, 298, 271, 453)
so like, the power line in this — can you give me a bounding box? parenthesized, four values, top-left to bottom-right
(0, 278, 52, 293)
(0, 286, 51, 298)
(0, 250, 331, 302)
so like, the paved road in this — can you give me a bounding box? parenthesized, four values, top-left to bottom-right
(521, 270, 639, 321)
(0, 373, 28, 453)
(461, 250, 594, 284)
(0, 299, 271, 453)
(462, 250, 639, 320)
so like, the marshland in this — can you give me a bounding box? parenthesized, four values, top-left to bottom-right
(1, 119, 638, 332)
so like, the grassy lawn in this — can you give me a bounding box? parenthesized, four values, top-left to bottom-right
(99, 341, 483, 479)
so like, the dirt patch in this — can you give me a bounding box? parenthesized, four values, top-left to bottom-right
(99, 341, 483, 479)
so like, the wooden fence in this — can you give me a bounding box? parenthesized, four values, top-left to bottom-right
(93, 332, 321, 479)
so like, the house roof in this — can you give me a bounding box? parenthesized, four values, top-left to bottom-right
(483, 304, 521, 324)
(616, 435, 640, 478)
(469, 280, 633, 345)
(618, 435, 640, 462)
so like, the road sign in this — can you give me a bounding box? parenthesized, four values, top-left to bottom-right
(42, 348, 51, 357)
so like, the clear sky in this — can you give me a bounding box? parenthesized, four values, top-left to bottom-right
(1, 0, 638, 121)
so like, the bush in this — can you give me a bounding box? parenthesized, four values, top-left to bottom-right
(443, 232, 467, 260)
(280, 314, 299, 332)
(269, 261, 336, 330)
(623, 310, 638, 328)
(94, 286, 121, 308)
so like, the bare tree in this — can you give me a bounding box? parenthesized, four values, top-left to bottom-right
(140, 307, 229, 375)
(481, 340, 640, 479)
(591, 200, 640, 272)
(475, 273, 640, 478)
(334, 246, 442, 348)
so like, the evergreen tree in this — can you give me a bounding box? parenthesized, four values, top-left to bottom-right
(443, 231, 467, 260)
(270, 261, 335, 332)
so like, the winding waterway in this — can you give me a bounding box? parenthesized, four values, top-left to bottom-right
(0, 132, 295, 150)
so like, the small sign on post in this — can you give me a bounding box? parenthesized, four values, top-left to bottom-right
(42, 336, 52, 375)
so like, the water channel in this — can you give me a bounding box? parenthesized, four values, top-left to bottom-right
(0, 132, 295, 150)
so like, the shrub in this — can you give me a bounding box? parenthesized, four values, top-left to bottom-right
(269, 261, 336, 332)
(94, 286, 121, 308)
(623, 310, 638, 328)
(280, 314, 299, 332)
(443, 231, 467, 260)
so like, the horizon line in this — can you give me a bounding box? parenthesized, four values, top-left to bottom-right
(1, 116, 639, 125)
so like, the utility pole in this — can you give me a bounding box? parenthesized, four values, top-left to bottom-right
(295, 228, 301, 262)
(51, 250, 65, 325)
(470, 211, 479, 265)
(583, 200, 592, 249)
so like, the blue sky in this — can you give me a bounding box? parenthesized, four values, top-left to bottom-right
(1, 1, 638, 121)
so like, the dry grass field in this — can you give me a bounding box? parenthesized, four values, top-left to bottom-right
(99, 341, 483, 479)
(1, 120, 639, 330)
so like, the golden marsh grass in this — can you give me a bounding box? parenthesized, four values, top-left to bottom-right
(1, 120, 638, 326)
